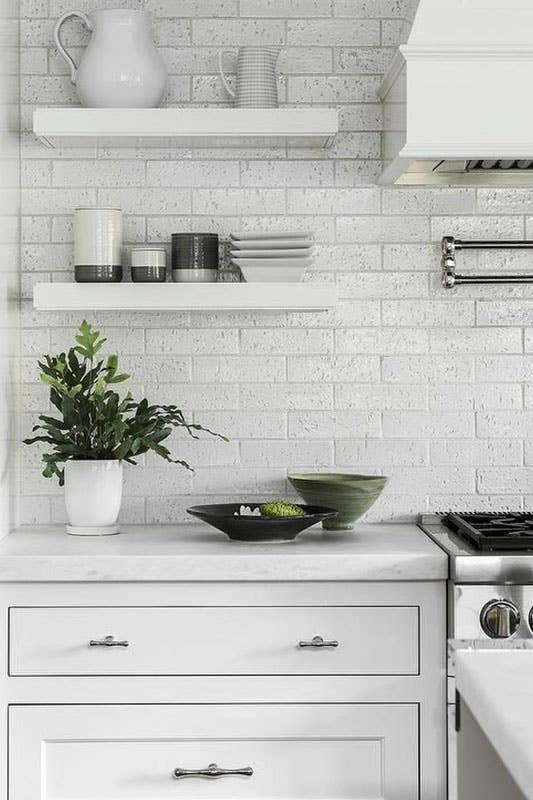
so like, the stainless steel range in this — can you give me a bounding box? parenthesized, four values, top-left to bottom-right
(419, 512, 533, 800)
(418, 512, 533, 641)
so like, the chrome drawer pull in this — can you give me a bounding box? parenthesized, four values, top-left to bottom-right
(89, 635, 129, 648)
(299, 635, 339, 648)
(173, 763, 253, 780)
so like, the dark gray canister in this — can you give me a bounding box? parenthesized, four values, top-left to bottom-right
(171, 233, 219, 269)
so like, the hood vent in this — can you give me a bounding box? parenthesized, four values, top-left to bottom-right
(379, 0, 533, 186)
(466, 160, 533, 172)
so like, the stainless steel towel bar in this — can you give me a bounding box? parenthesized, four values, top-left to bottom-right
(442, 236, 533, 288)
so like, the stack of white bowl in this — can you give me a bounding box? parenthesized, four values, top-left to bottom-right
(230, 231, 315, 283)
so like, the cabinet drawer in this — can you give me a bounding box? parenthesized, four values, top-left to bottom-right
(9, 605, 419, 676)
(9, 703, 419, 800)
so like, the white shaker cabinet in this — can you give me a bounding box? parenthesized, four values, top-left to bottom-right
(10, 704, 418, 800)
(0, 524, 448, 800)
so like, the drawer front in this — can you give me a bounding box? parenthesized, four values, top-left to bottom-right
(9, 704, 419, 800)
(9, 605, 419, 676)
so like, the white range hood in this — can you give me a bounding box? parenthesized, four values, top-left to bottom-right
(380, 0, 533, 185)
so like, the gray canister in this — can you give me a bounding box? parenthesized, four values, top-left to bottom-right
(74, 207, 123, 283)
(171, 232, 219, 282)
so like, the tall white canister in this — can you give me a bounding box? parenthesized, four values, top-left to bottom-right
(74, 207, 123, 282)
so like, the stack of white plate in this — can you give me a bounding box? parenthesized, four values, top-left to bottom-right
(230, 231, 315, 283)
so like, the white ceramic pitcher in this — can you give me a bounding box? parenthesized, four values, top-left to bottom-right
(54, 8, 167, 108)
(218, 46, 281, 108)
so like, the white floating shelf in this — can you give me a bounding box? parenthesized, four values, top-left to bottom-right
(33, 107, 338, 149)
(33, 283, 337, 312)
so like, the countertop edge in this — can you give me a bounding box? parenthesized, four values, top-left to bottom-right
(456, 651, 533, 800)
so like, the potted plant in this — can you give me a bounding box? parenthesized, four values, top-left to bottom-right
(24, 321, 225, 536)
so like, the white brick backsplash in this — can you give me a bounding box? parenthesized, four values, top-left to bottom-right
(151, 383, 239, 410)
(193, 188, 286, 216)
(50, 327, 145, 356)
(287, 187, 380, 215)
(429, 384, 523, 411)
(335, 439, 428, 467)
(146, 1, 237, 15)
(476, 356, 533, 382)
(22, 188, 96, 215)
(337, 215, 430, 242)
(18, 1, 533, 520)
(477, 412, 533, 439)
(336, 328, 428, 354)
(287, 75, 381, 103)
(382, 243, 437, 271)
(242, 328, 333, 355)
(192, 18, 285, 44)
(147, 161, 239, 188)
(388, 467, 475, 494)
(334, 47, 395, 75)
(383, 300, 475, 327)
(241, 160, 334, 187)
(241, 440, 333, 467)
(337, 271, 428, 298)
(193, 356, 286, 383)
(335, 383, 427, 410)
(152, 18, 191, 46)
(288, 355, 380, 382)
(383, 188, 475, 216)
(97, 188, 191, 216)
(146, 329, 239, 355)
(124, 465, 192, 497)
(382, 411, 474, 439)
(477, 189, 533, 214)
(334, 0, 416, 16)
(21, 216, 50, 243)
(241, 0, 332, 16)
(280, 47, 334, 73)
(288, 410, 381, 439)
(430, 328, 522, 354)
(477, 302, 533, 326)
(287, 18, 379, 45)
(428, 495, 524, 513)
(198, 411, 286, 439)
(382, 356, 474, 383)
(431, 440, 522, 467)
(477, 468, 533, 495)
(334, 160, 382, 186)
(119, 356, 191, 384)
(313, 244, 381, 272)
(52, 160, 146, 188)
(193, 467, 287, 494)
(240, 382, 333, 410)
(430, 215, 524, 241)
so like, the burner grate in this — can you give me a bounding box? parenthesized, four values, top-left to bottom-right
(442, 512, 533, 552)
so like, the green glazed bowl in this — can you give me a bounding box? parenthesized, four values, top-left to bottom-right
(288, 473, 388, 531)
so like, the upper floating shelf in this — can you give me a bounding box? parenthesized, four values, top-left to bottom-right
(33, 107, 339, 149)
(33, 283, 338, 313)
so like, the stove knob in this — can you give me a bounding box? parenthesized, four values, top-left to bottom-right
(480, 600, 520, 639)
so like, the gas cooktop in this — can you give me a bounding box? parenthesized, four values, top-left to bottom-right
(418, 513, 533, 584)
(442, 512, 533, 552)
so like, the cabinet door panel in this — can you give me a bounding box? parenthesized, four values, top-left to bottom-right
(9, 704, 418, 800)
(9, 605, 419, 676)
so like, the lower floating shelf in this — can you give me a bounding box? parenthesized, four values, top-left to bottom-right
(33, 282, 337, 312)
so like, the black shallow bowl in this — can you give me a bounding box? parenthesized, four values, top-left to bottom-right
(187, 503, 337, 542)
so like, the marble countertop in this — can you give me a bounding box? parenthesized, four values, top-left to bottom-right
(0, 523, 447, 582)
(456, 650, 533, 800)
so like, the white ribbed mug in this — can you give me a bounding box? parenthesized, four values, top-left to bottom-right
(218, 46, 280, 108)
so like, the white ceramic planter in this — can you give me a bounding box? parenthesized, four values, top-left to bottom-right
(64, 460, 123, 536)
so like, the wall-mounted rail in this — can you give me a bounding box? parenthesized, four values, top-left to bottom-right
(442, 237, 533, 288)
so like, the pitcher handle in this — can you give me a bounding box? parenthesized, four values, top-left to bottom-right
(54, 10, 93, 84)
(218, 49, 236, 99)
